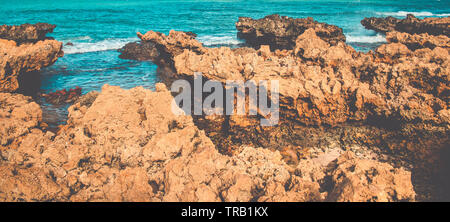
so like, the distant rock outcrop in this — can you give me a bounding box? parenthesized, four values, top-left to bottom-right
(361, 14, 450, 36)
(0, 23, 63, 93)
(118, 41, 159, 61)
(235, 14, 346, 50)
(0, 23, 56, 44)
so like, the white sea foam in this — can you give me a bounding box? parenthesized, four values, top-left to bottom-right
(197, 35, 244, 47)
(62, 36, 93, 41)
(376, 11, 450, 17)
(346, 34, 386, 43)
(63, 37, 138, 54)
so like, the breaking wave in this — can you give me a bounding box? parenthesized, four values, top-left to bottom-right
(63, 37, 138, 54)
(346, 34, 386, 43)
(197, 35, 244, 47)
(376, 11, 450, 17)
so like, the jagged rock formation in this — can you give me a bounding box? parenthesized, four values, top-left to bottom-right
(118, 41, 159, 61)
(325, 151, 415, 202)
(361, 14, 450, 36)
(141, 28, 449, 129)
(117, 31, 198, 62)
(386, 31, 450, 50)
(0, 23, 56, 44)
(0, 23, 63, 92)
(0, 93, 43, 146)
(236, 14, 346, 50)
(127, 15, 449, 200)
(0, 84, 415, 201)
(0, 17, 446, 202)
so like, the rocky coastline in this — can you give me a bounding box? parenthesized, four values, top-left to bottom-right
(0, 15, 449, 201)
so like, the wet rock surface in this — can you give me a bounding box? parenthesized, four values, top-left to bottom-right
(361, 14, 450, 36)
(0, 23, 63, 93)
(41, 87, 82, 105)
(236, 14, 346, 50)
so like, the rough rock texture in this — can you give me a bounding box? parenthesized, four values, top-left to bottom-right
(132, 18, 449, 200)
(0, 24, 63, 92)
(118, 41, 159, 61)
(0, 93, 42, 146)
(137, 30, 205, 66)
(146, 28, 448, 128)
(386, 31, 450, 50)
(0, 23, 56, 44)
(41, 87, 82, 105)
(326, 152, 415, 202)
(118, 31, 198, 62)
(236, 14, 346, 50)
(1, 17, 445, 202)
(0, 85, 416, 201)
(361, 14, 450, 36)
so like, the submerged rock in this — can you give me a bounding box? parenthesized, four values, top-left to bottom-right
(236, 14, 346, 50)
(41, 87, 82, 105)
(361, 14, 450, 36)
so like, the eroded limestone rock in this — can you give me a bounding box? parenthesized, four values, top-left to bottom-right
(236, 14, 346, 50)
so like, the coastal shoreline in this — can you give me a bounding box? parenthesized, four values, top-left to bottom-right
(0, 12, 449, 201)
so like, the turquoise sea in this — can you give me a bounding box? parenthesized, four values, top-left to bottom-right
(1, 0, 449, 125)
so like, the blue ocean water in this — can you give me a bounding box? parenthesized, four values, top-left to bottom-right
(1, 0, 449, 125)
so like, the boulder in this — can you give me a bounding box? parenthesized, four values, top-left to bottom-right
(361, 14, 450, 36)
(0, 23, 56, 44)
(0, 23, 63, 92)
(236, 14, 346, 50)
(118, 41, 159, 61)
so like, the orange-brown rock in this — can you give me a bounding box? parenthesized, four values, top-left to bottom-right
(386, 31, 450, 50)
(326, 151, 415, 202)
(0, 92, 42, 146)
(236, 14, 346, 50)
(146, 28, 448, 130)
(0, 23, 56, 44)
(0, 34, 63, 92)
(0, 23, 63, 92)
(0, 84, 416, 201)
(136, 30, 205, 66)
(135, 26, 448, 202)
